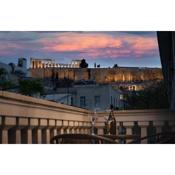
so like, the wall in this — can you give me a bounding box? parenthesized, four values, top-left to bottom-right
(1, 91, 175, 144)
(30, 67, 163, 83)
(0, 91, 92, 144)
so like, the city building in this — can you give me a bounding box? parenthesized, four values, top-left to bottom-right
(43, 93, 72, 104)
(30, 58, 82, 69)
(0, 57, 28, 82)
(0, 58, 27, 75)
(112, 81, 157, 92)
(43, 83, 124, 111)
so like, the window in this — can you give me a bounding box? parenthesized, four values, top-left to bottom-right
(120, 94, 123, 100)
(94, 96, 100, 107)
(80, 96, 86, 108)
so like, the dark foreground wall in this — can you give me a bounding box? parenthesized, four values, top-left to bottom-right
(157, 31, 175, 111)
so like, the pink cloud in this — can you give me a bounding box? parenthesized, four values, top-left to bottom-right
(125, 36, 158, 57)
(0, 42, 24, 55)
(41, 33, 122, 52)
(0, 32, 158, 60)
(40, 33, 158, 59)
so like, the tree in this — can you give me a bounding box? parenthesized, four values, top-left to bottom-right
(0, 81, 15, 90)
(0, 68, 7, 79)
(113, 64, 118, 68)
(0, 68, 15, 90)
(125, 81, 169, 109)
(80, 59, 88, 68)
(19, 79, 44, 96)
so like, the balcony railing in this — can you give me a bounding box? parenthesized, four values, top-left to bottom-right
(0, 91, 175, 144)
(0, 91, 92, 144)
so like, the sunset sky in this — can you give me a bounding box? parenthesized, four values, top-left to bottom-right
(0, 31, 161, 68)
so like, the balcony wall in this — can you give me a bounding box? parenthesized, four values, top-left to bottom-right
(0, 91, 175, 144)
(95, 110, 175, 143)
(0, 91, 92, 144)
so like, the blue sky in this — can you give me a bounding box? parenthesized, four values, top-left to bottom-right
(0, 31, 161, 68)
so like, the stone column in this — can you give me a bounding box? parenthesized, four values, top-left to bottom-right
(60, 128, 64, 134)
(74, 121, 79, 134)
(76, 128, 80, 134)
(80, 127, 84, 134)
(53, 128, 58, 136)
(84, 128, 88, 134)
(56, 120, 63, 135)
(15, 118, 21, 144)
(19, 117, 29, 144)
(27, 128, 32, 144)
(57, 128, 61, 135)
(37, 128, 42, 144)
(50, 128, 57, 141)
(63, 121, 69, 134)
(65, 127, 70, 134)
(2, 128, 8, 144)
(16, 128, 21, 144)
(46, 129, 50, 144)
(126, 127, 132, 135)
(71, 128, 75, 134)
(30, 118, 39, 144)
(69, 121, 74, 134)
(41, 128, 50, 144)
(41, 128, 47, 144)
(79, 128, 83, 134)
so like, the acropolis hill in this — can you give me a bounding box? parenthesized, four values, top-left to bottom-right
(30, 67, 163, 83)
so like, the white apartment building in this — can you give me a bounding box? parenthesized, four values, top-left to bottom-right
(44, 84, 124, 111)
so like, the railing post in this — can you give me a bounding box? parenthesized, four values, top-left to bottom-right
(1, 116, 8, 144)
(45, 129, 50, 144)
(46, 119, 56, 144)
(76, 121, 80, 134)
(2, 128, 8, 144)
(16, 128, 21, 144)
(27, 128, 32, 144)
(15, 118, 21, 144)
(139, 121, 149, 143)
(49, 120, 58, 142)
(51, 128, 57, 137)
(78, 122, 82, 134)
(37, 128, 42, 144)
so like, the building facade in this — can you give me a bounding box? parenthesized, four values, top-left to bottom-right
(30, 58, 81, 69)
(30, 66, 163, 84)
(43, 84, 124, 111)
